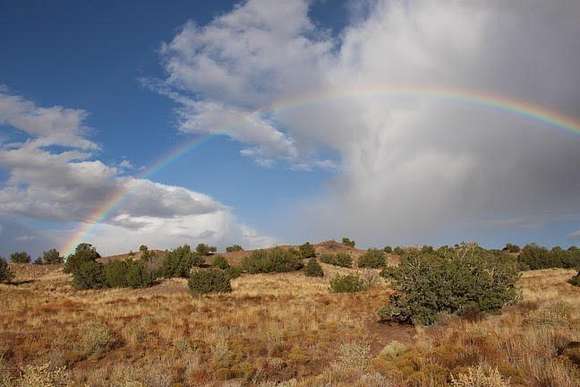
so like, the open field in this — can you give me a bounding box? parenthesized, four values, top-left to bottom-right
(1, 256, 579, 386)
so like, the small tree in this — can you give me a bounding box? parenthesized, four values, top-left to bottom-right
(64, 243, 100, 273)
(393, 247, 404, 255)
(212, 255, 230, 270)
(358, 249, 386, 268)
(104, 260, 129, 288)
(378, 244, 519, 325)
(304, 258, 324, 277)
(72, 260, 105, 289)
(10, 251, 31, 264)
(161, 245, 203, 278)
(125, 260, 155, 288)
(226, 244, 243, 252)
(503, 243, 520, 253)
(299, 242, 316, 258)
(41, 248, 63, 264)
(189, 269, 232, 294)
(139, 245, 148, 253)
(384, 246, 393, 253)
(342, 237, 355, 248)
(0, 257, 13, 283)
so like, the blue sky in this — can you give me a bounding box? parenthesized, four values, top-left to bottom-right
(1, 0, 580, 256)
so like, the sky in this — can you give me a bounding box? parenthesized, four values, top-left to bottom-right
(1, 0, 580, 257)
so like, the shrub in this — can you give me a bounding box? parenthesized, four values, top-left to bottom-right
(342, 237, 355, 248)
(330, 274, 367, 293)
(64, 243, 100, 274)
(10, 251, 31, 264)
(212, 255, 230, 270)
(125, 260, 155, 288)
(225, 266, 242, 280)
(79, 322, 115, 357)
(161, 245, 203, 278)
(0, 257, 13, 283)
(196, 243, 217, 256)
(40, 248, 63, 264)
(188, 269, 232, 294)
(304, 258, 324, 277)
(72, 260, 106, 289)
(503, 243, 520, 253)
(241, 247, 304, 273)
(139, 244, 148, 253)
(384, 246, 393, 253)
(320, 253, 353, 268)
(226, 244, 243, 252)
(378, 244, 519, 325)
(358, 249, 386, 268)
(569, 271, 580, 287)
(299, 242, 316, 258)
(103, 260, 129, 288)
(518, 244, 557, 270)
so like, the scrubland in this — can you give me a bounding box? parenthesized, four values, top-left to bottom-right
(0, 248, 579, 386)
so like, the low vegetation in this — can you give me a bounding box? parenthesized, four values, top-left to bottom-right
(341, 237, 356, 247)
(304, 258, 324, 277)
(225, 244, 243, 252)
(518, 243, 580, 270)
(241, 247, 304, 273)
(379, 243, 519, 325)
(195, 243, 217, 256)
(161, 244, 203, 278)
(9, 251, 31, 264)
(569, 270, 580, 286)
(299, 242, 316, 258)
(320, 252, 353, 267)
(329, 273, 368, 293)
(358, 248, 386, 268)
(212, 255, 230, 270)
(188, 268, 232, 294)
(0, 257, 13, 282)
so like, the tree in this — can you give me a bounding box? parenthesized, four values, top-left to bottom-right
(226, 245, 243, 252)
(342, 237, 356, 248)
(10, 251, 31, 264)
(378, 244, 519, 325)
(304, 258, 324, 277)
(196, 243, 217, 256)
(503, 243, 520, 253)
(162, 245, 203, 278)
(299, 242, 316, 258)
(41, 248, 63, 264)
(64, 243, 100, 274)
(0, 257, 13, 283)
(72, 260, 105, 289)
(139, 245, 148, 253)
(384, 246, 393, 253)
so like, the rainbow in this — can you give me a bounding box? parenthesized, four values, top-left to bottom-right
(61, 84, 580, 254)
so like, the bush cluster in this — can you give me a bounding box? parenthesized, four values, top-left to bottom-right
(104, 260, 155, 289)
(304, 258, 324, 277)
(393, 247, 404, 255)
(383, 246, 393, 253)
(0, 257, 13, 283)
(341, 237, 356, 248)
(503, 243, 520, 253)
(378, 244, 519, 325)
(212, 255, 230, 270)
(329, 274, 368, 293)
(358, 248, 386, 268)
(299, 242, 316, 258)
(188, 269, 232, 294)
(320, 253, 353, 268)
(10, 251, 31, 264)
(518, 244, 580, 270)
(196, 243, 217, 256)
(41, 248, 63, 264)
(569, 271, 580, 287)
(225, 244, 243, 252)
(241, 247, 304, 273)
(161, 245, 203, 278)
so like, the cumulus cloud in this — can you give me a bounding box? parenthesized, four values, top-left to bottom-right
(158, 0, 580, 245)
(0, 90, 273, 255)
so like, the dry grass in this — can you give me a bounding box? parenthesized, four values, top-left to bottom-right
(0, 262, 578, 386)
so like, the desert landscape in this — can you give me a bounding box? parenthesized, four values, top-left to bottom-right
(1, 241, 579, 386)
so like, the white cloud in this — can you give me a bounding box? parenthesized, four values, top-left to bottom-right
(0, 90, 274, 255)
(158, 0, 580, 245)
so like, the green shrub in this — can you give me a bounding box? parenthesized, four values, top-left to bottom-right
(40, 248, 63, 264)
(10, 251, 31, 264)
(304, 258, 324, 277)
(225, 266, 242, 280)
(320, 253, 353, 268)
(299, 242, 316, 258)
(212, 255, 230, 270)
(342, 237, 355, 248)
(358, 249, 386, 268)
(393, 247, 404, 255)
(503, 243, 520, 253)
(378, 244, 519, 325)
(196, 243, 217, 256)
(241, 247, 304, 273)
(226, 244, 243, 252)
(161, 245, 203, 278)
(188, 269, 232, 294)
(72, 260, 106, 289)
(330, 274, 367, 293)
(125, 260, 155, 288)
(518, 244, 556, 270)
(104, 260, 129, 288)
(64, 243, 100, 274)
(384, 246, 393, 253)
(0, 257, 13, 283)
(569, 271, 580, 287)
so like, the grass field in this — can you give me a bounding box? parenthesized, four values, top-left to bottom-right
(0, 256, 579, 386)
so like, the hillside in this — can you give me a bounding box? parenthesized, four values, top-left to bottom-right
(0, 244, 579, 386)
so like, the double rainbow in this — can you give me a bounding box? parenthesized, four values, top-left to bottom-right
(61, 84, 580, 254)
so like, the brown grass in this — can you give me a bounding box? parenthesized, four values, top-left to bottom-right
(0, 261, 578, 386)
